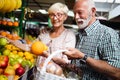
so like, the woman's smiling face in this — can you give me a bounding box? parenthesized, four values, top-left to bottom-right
(49, 11, 67, 28)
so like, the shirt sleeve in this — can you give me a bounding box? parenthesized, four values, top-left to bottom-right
(99, 28, 120, 68)
(63, 29, 76, 48)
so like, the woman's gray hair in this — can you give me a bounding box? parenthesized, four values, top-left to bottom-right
(48, 2, 69, 15)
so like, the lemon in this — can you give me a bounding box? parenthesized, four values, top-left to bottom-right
(25, 53, 33, 60)
(30, 58, 35, 63)
(5, 44, 12, 50)
(18, 51, 24, 57)
(12, 50, 17, 54)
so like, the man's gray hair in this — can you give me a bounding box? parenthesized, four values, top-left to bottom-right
(75, 0, 95, 9)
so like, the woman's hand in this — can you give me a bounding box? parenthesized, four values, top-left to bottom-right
(41, 51, 50, 57)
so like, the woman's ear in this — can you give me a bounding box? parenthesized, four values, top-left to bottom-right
(64, 15, 68, 20)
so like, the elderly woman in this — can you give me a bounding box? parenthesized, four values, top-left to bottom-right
(8, 2, 76, 77)
(36, 2, 76, 76)
(37, 2, 76, 63)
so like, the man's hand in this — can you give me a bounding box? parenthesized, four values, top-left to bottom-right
(64, 48, 85, 59)
(52, 57, 67, 65)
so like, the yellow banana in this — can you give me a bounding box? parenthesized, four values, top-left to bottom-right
(15, 0, 22, 10)
(8, 0, 16, 12)
(0, 0, 11, 13)
(0, 0, 5, 10)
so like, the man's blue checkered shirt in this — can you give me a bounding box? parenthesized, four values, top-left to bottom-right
(75, 20, 120, 80)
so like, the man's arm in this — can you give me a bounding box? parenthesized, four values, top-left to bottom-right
(84, 56, 120, 80)
(64, 48, 120, 80)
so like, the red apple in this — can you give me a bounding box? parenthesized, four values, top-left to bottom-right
(15, 66, 25, 76)
(0, 56, 9, 69)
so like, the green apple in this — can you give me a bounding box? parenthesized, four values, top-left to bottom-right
(0, 75, 8, 80)
(9, 59, 19, 66)
(26, 60, 32, 68)
(8, 52, 16, 59)
(21, 60, 29, 68)
(0, 38, 8, 46)
(16, 57, 23, 63)
(3, 49, 11, 56)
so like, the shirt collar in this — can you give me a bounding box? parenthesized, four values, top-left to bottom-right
(78, 20, 100, 36)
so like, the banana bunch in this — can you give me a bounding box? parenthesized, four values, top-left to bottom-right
(0, 0, 22, 13)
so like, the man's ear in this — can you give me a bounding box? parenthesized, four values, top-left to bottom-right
(91, 7, 96, 17)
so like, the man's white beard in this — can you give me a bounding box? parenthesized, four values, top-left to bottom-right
(76, 14, 92, 29)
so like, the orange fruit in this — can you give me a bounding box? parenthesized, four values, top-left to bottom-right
(0, 31, 8, 37)
(2, 20, 7, 26)
(6, 34, 13, 39)
(12, 35, 21, 40)
(13, 21, 19, 27)
(7, 21, 13, 26)
(31, 41, 48, 55)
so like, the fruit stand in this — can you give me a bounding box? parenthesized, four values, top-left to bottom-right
(0, 0, 81, 80)
(0, 0, 37, 80)
(0, 37, 37, 80)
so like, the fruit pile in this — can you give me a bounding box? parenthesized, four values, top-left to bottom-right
(0, 20, 19, 27)
(0, 37, 36, 80)
(0, 0, 22, 13)
(0, 31, 21, 40)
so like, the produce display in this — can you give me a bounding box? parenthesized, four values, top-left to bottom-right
(0, 37, 36, 80)
(0, 0, 22, 13)
(0, 20, 19, 27)
(0, 31, 21, 40)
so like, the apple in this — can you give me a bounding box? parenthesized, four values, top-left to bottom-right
(15, 66, 25, 76)
(0, 38, 8, 46)
(13, 63, 22, 69)
(0, 75, 8, 80)
(0, 56, 9, 69)
(9, 59, 19, 66)
(9, 52, 16, 58)
(4, 66, 15, 76)
(16, 57, 23, 63)
(21, 60, 29, 68)
(3, 49, 11, 56)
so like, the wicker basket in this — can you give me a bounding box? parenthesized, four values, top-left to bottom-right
(34, 50, 77, 80)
